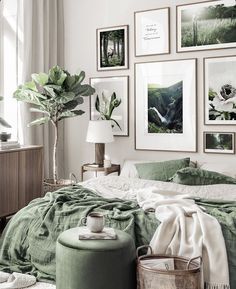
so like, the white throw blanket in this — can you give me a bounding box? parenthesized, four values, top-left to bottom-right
(136, 187, 230, 289)
(0, 272, 55, 289)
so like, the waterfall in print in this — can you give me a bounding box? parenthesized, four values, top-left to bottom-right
(148, 81, 183, 133)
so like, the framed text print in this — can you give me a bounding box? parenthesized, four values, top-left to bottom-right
(204, 132, 235, 154)
(135, 59, 197, 152)
(90, 76, 129, 136)
(135, 7, 170, 56)
(97, 25, 129, 71)
(204, 55, 236, 124)
(177, 0, 236, 52)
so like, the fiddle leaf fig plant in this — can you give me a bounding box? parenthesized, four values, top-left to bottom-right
(0, 96, 11, 128)
(14, 65, 95, 183)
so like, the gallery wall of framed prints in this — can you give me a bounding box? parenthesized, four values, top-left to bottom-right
(92, 0, 236, 155)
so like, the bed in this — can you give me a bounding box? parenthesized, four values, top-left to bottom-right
(0, 159, 236, 288)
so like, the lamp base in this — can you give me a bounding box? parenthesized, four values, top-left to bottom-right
(95, 143, 105, 167)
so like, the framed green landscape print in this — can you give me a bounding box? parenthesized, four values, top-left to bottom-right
(134, 7, 170, 56)
(204, 55, 236, 124)
(90, 76, 129, 136)
(97, 25, 129, 71)
(135, 59, 197, 152)
(204, 132, 235, 154)
(177, 0, 236, 52)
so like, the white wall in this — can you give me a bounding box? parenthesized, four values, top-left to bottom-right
(63, 0, 236, 180)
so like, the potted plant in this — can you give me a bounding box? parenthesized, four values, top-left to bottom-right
(14, 65, 95, 191)
(0, 97, 12, 141)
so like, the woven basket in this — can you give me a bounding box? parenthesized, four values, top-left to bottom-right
(43, 173, 77, 194)
(137, 245, 202, 289)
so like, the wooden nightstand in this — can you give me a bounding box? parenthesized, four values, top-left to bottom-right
(81, 164, 120, 181)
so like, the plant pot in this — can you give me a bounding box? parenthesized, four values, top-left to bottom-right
(43, 174, 77, 194)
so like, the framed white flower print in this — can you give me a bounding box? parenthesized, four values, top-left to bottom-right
(204, 56, 236, 124)
(135, 59, 197, 152)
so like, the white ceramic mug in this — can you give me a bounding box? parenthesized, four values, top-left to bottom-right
(81, 212, 105, 233)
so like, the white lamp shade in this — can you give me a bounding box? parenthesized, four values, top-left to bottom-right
(86, 120, 114, 143)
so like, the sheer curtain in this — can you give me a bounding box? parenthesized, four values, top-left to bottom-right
(17, 0, 65, 178)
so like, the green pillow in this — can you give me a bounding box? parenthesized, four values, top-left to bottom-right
(135, 158, 190, 182)
(171, 167, 236, 186)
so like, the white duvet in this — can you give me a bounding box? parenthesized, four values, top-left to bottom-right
(81, 176, 236, 201)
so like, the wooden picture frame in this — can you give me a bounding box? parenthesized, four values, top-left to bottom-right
(134, 7, 170, 56)
(135, 59, 197, 152)
(96, 25, 129, 71)
(90, 76, 129, 137)
(204, 132, 235, 154)
(177, 0, 236, 52)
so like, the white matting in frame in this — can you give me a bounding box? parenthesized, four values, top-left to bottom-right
(135, 59, 197, 152)
(135, 7, 170, 56)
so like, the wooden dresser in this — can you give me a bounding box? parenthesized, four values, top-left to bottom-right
(0, 145, 43, 219)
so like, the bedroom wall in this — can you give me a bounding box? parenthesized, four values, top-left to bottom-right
(63, 0, 236, 180)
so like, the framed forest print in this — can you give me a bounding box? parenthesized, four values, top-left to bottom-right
(97, 25, 129, 71)
(177, 0, 236, 52)
(204, 132, 235, 154)
(135, 59, 197, 152)
(204, 55, 236, 124)
(90, 76, 129, 136)
(134, 7, 170, 56)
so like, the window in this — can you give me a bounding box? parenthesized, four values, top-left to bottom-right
(0, 0, 18, 140)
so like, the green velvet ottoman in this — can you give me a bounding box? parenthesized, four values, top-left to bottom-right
(56, 227, 136, 289)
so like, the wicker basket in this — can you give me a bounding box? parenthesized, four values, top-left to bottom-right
(137, 245, 202, 289)
(43, 173, 77, 194)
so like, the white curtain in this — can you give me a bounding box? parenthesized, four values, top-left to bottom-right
(17, 0, 65, 178)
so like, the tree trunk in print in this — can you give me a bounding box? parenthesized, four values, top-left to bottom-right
(117, 39, 120, 59)
(113, 40, 116, 54)
(103, 34, 109, 66)
(100, 34, 103, 67)
(121, 38, 124, 65)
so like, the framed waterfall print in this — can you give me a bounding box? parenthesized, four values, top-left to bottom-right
(134, 7, 170, 56)
(204, 132, 235, 154)
(90, 76, 129, 136)
(177, 0, 236, 52)
(135, 59, 197, 152)
(204, 55, 236, 124)
(96, 25, 129, 71)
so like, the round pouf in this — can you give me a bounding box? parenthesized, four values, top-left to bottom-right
(56, 227, 136, 289)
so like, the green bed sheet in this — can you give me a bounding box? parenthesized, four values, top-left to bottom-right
(0, 185, 235, 288)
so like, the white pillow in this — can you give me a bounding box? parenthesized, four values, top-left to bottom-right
(199, 162, 236, 178)
(120, 160, 152, 178)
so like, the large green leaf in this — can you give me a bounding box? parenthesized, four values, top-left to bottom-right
(74, 71, 85, 85)
(74, 84, 95, 96)
(58, 110, 84, 120)
(13, 89, 44, 105)
(27, 116, 50, 127)
(32, 73, 49, 86)
(63, 97, 83, 111)
(43, 86, 57, 98)
(30, 107, 50, 116)
(95, 95, 100, 112)
(64, 76, 76, 89)
(57, 92, 75, 104)
(49, 66, 67, 86)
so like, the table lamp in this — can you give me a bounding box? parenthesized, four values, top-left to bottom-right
(86, 120, 114, 166)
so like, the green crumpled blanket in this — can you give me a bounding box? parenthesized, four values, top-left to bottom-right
(0, 185, 235, 288)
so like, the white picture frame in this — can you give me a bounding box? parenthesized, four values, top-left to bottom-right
(134, 7, 170, 56)
(204, 132, 235, 154)
(135, 59, 197, 152)
(177, 0, 236, 52)
(96, 25, 129, 71)
(90, 76, 129, 137)
(204, 55, 236, 125)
